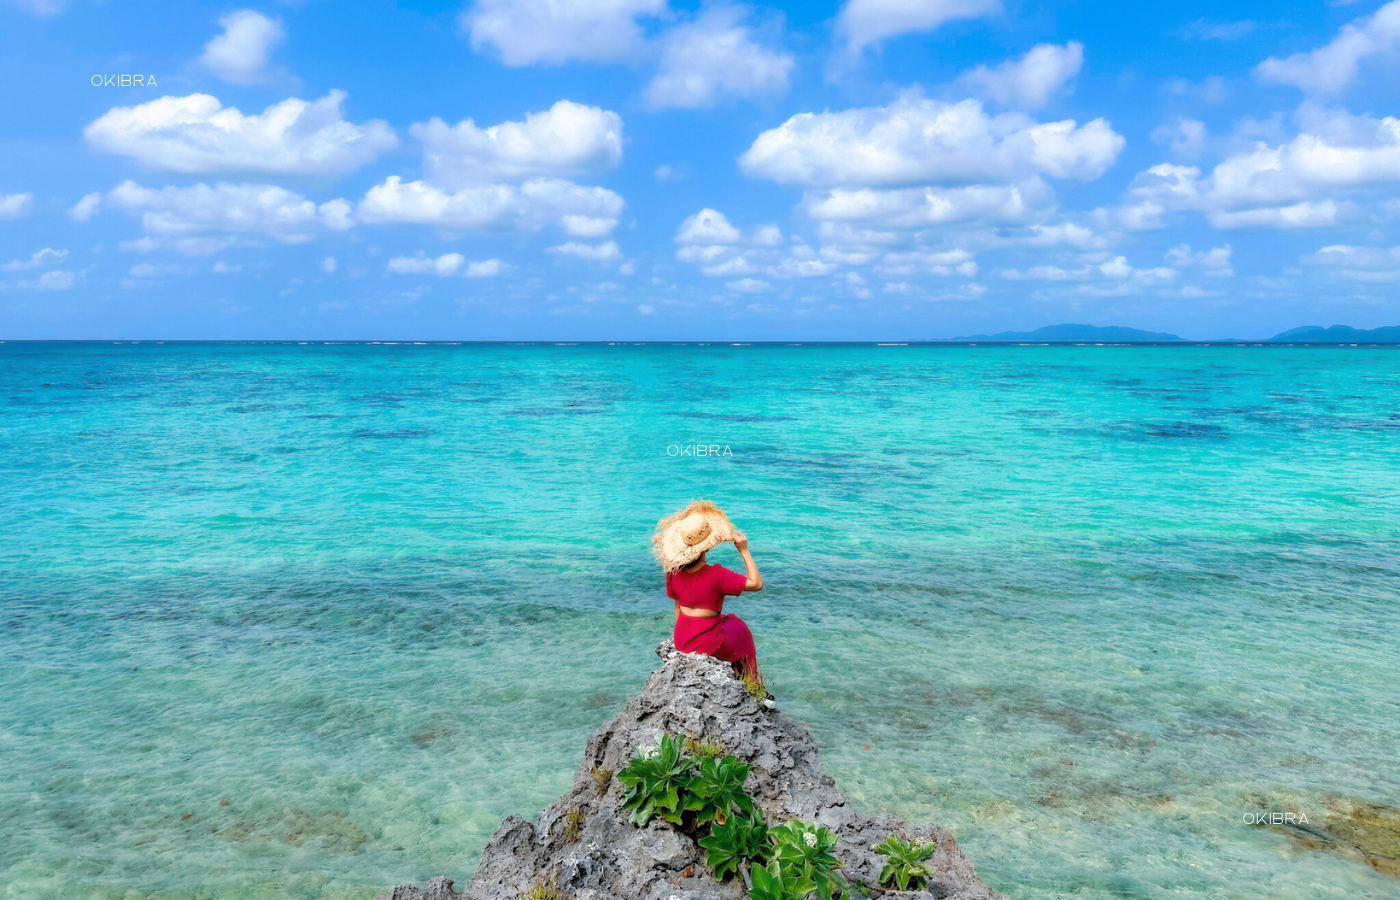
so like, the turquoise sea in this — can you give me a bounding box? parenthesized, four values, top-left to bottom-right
(2, 342, 1398, 900)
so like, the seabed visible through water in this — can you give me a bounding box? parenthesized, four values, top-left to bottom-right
(1, 342, 1398, 899)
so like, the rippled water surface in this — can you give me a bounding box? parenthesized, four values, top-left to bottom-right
(2, 342, 1398, 899)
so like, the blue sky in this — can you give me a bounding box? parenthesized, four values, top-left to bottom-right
(2, 0, 1400, 340)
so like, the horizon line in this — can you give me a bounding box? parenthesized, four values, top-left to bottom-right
(3, 339, 1399, 347)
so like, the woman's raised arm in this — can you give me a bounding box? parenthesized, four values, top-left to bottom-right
(734, 535, 763, 591)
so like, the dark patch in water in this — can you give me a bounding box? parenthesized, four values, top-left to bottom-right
(216, 806, 369, 852)
(997, 697, 1157, 750)
(352, 428, 434, 439)
(493, 602, 589, 626)
(1316, 417, 1400, 432)
(505, 403, 608, 416)
(1143, 422, 1228, 440)
(1035, 778, 1175, 818)
(671, 411, 796, 423)
(348, 393, 428, 409)
(151, 484, 209, 496)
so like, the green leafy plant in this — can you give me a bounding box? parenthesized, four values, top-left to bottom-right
(612, 733, 861, 900)
(684, 735, 726, 760)
(770, 820, 848, 900)
(616, 733, 694, 826)
(749, 857, 817, 900)
(698, 810, 771, 881)
(872, 834, 935, 891)
(517, 874, 559, 900)
(563, 805, 585, 842)
(683, 755, 756, 827)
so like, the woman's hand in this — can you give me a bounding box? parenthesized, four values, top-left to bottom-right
(732, 533, 749, 553)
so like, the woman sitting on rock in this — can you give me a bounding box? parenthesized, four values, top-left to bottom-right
(653, 501, 772, 705)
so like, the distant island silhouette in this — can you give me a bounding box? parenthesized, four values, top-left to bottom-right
(949, 324, 1184, 342)
(1268, 324, 1400, 342)
(942, 323, 1400, 343)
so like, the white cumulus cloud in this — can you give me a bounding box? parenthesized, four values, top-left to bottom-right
(878, 248, 977, 276)
(360, 100, 627, 239)
(1014, 221, 1107, 250)
(675, 206, 995, 288)
(1151, 118, 1207, 160)
(358, 176, 624, 236)
(384, 254, 503, 277)
(676, 208, 745, 244)
(104, 180, 354, 253)
(0, 192, 34, 219)
(645, 7, 794, 109)
(2, 248, 67, 271)
(1307, 244, 1399, 268)
(1165, 243, 1233, 276)
(739, 97, 1124, 187)
(199, 9, 286, 85)
(11, 268, 77, 291)
(801, 181, 1050, 228)
(736, 95, 1126, 280)
(958, 42, 1083, 110)
(1256, 0, 1400, 94)
(674, 208, 868, 279)
(1210, 202, 1342, 229)
(1304, 243, 1400, 281)
(547, 240, 624, 263)
(460, 0, 667, 66)
(1001, 255, 1177, 294)
(388, 253, 467, 276)
(34, 270, 76, 290)
(836, 0, 1001, 57)
(726, 277, 771, 292)
(69, 192, 103, 221)
(84, 91, 396, 176)
(1212, 111, 1400, 206)
(1115, 109, 1400, 230)
(412, 100, 623, 188)
(465, 258, 503, 277)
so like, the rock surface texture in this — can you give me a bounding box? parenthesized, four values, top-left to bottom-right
(379, 643, 1004, 900)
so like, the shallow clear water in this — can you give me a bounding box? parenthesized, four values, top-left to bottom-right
(2, 342, 1398, 900)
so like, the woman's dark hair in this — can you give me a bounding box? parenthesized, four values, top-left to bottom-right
(681, 551, 707, 571)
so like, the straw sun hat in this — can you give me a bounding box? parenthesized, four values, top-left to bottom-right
(652, 500, 743, 572)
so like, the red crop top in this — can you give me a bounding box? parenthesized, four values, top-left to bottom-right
(666, 563, 748, 612)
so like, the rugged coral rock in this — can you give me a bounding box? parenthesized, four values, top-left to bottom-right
(379, 643, 1004, 900)
(1266, 796, 1400, 878)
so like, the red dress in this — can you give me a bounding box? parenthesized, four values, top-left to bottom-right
(667, 563, 757, 674)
